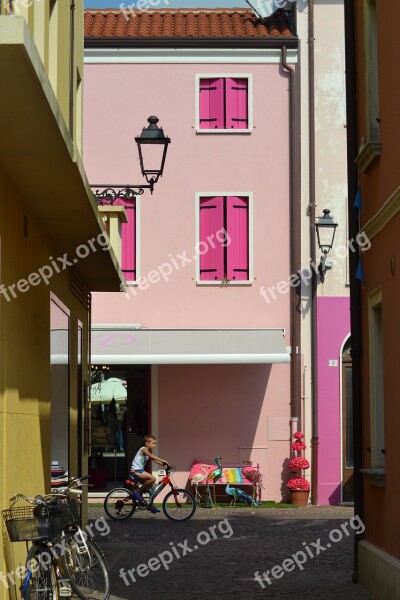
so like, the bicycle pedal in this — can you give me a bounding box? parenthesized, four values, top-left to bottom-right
(58, 584, 72, 597)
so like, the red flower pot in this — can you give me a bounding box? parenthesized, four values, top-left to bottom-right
(290, 489, 310, 507)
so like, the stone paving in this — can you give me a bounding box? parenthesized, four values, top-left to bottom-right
(89, 505, 373, 600)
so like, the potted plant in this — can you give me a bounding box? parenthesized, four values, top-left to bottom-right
(287, 432, 310, 506)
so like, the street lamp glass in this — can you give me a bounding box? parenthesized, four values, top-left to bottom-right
(315, 209, 338, 255)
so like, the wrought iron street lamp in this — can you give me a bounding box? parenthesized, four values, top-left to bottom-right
(135, 116, 170, 187)
(315, 208, 338, 283)
(92, 116, 171, 205)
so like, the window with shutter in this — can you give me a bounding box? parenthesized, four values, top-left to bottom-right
(197, 75, 252, 132)
(198, 195, 250, 282)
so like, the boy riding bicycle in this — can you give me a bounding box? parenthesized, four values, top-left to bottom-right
(130, 435, 168, 514)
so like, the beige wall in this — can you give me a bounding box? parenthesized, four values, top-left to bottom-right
(1, 0, 84, 155)
(314, 0, 349, 297)
(297, 0, 349, 487)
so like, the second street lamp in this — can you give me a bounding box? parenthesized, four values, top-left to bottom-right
(315, 208, 338, 283)
(93, 115, 171, 205)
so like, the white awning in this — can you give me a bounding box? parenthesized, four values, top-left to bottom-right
(90, 328, 290, 365)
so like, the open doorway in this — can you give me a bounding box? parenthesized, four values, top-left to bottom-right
(50, 296, 70, 483)
(89, 364, 150, 489)
(341, 337, 354, 502)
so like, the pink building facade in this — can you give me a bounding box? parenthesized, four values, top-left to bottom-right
(84, 7, 351, 505)
(83, 8, 298, 501)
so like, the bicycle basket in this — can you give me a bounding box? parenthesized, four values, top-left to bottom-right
(42, 498, 80, 531)
(2, 500, 79, 542)
(65, 498, 80, 527)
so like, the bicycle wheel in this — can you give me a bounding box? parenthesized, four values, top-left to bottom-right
(162, 489, 196, 522)
(23, 544, 58, 600)
(104, 487, 135, 520)
(61, 533, 109, 600)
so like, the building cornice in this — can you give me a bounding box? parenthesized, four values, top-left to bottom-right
(360, 468, 386, 488)
(85, 36, 298, 50)
(84, 46, 298, 65)
(355, 140, 381, 173)
(363, 185, 400, 240)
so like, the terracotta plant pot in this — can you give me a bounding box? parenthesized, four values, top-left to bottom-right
(290, 489, 310, 506)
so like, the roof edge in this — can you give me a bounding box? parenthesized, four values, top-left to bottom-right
(84, 7, 266, 13)
(84, 36, 298, 49)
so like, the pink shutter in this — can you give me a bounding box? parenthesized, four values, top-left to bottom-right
(226, 78, 248, 129)
(226, 196, 249, 280)
(199, 196, 224, 280)
(115, 198, 136, 281)
(199, 78, 224, 129)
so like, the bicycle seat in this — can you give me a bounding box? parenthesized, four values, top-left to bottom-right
(125, 478, 138, 487)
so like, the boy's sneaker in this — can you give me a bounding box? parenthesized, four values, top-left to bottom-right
(132, 491, 146, 505)
(147, 506, 160, 514)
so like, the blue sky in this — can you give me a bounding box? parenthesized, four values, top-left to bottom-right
(84, 0, 249, 8)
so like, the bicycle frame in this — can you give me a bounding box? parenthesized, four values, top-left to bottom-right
(131, 468, 182, 507)
(148, 472, 171, 501)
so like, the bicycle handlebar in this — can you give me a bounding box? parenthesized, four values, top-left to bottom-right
(52, 475, 92, 496)
(69, 475, 90, 485)
(9, 475, 91, 505)
(9, 493, 28, 505)
(9, 493, 49, 506)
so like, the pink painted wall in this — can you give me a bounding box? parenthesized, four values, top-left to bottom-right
(317, 296, 350, 504)
(83, 60, 293, 500)
(83, 63, 291, 331)
(157, 363, 291, 501)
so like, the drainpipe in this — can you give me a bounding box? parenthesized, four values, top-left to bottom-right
(281, 46, 301, 424)
(307, 0, 319, 506)
(69, 0, 75, 139)
(344, 0, 364, 582)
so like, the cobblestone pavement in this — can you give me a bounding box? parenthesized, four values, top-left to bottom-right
(89, 505, 373, 600)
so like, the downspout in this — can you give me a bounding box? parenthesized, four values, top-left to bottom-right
(344, 0, 364, 582)
(308, 0, 319, 506)
(88, 292, 92, 469)
(69, 0, 75, 139)
(281, 46, 301, 424)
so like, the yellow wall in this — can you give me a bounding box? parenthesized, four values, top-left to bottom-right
(0, 4, 110, 597)
(1, 0, 84, 155)
(0, 166, 90, 599)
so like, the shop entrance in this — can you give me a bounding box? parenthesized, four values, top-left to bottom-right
(90, 364, 150, 489)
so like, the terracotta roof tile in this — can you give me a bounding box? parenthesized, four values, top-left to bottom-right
(126, 15, 138, 36)
(84, 7, 294, 39)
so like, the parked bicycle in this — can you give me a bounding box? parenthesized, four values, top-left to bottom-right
(2, 475, 109, 600)
(104, 464, 196, 522)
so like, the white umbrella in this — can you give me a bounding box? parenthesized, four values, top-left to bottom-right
(90, 377, 127, 402)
